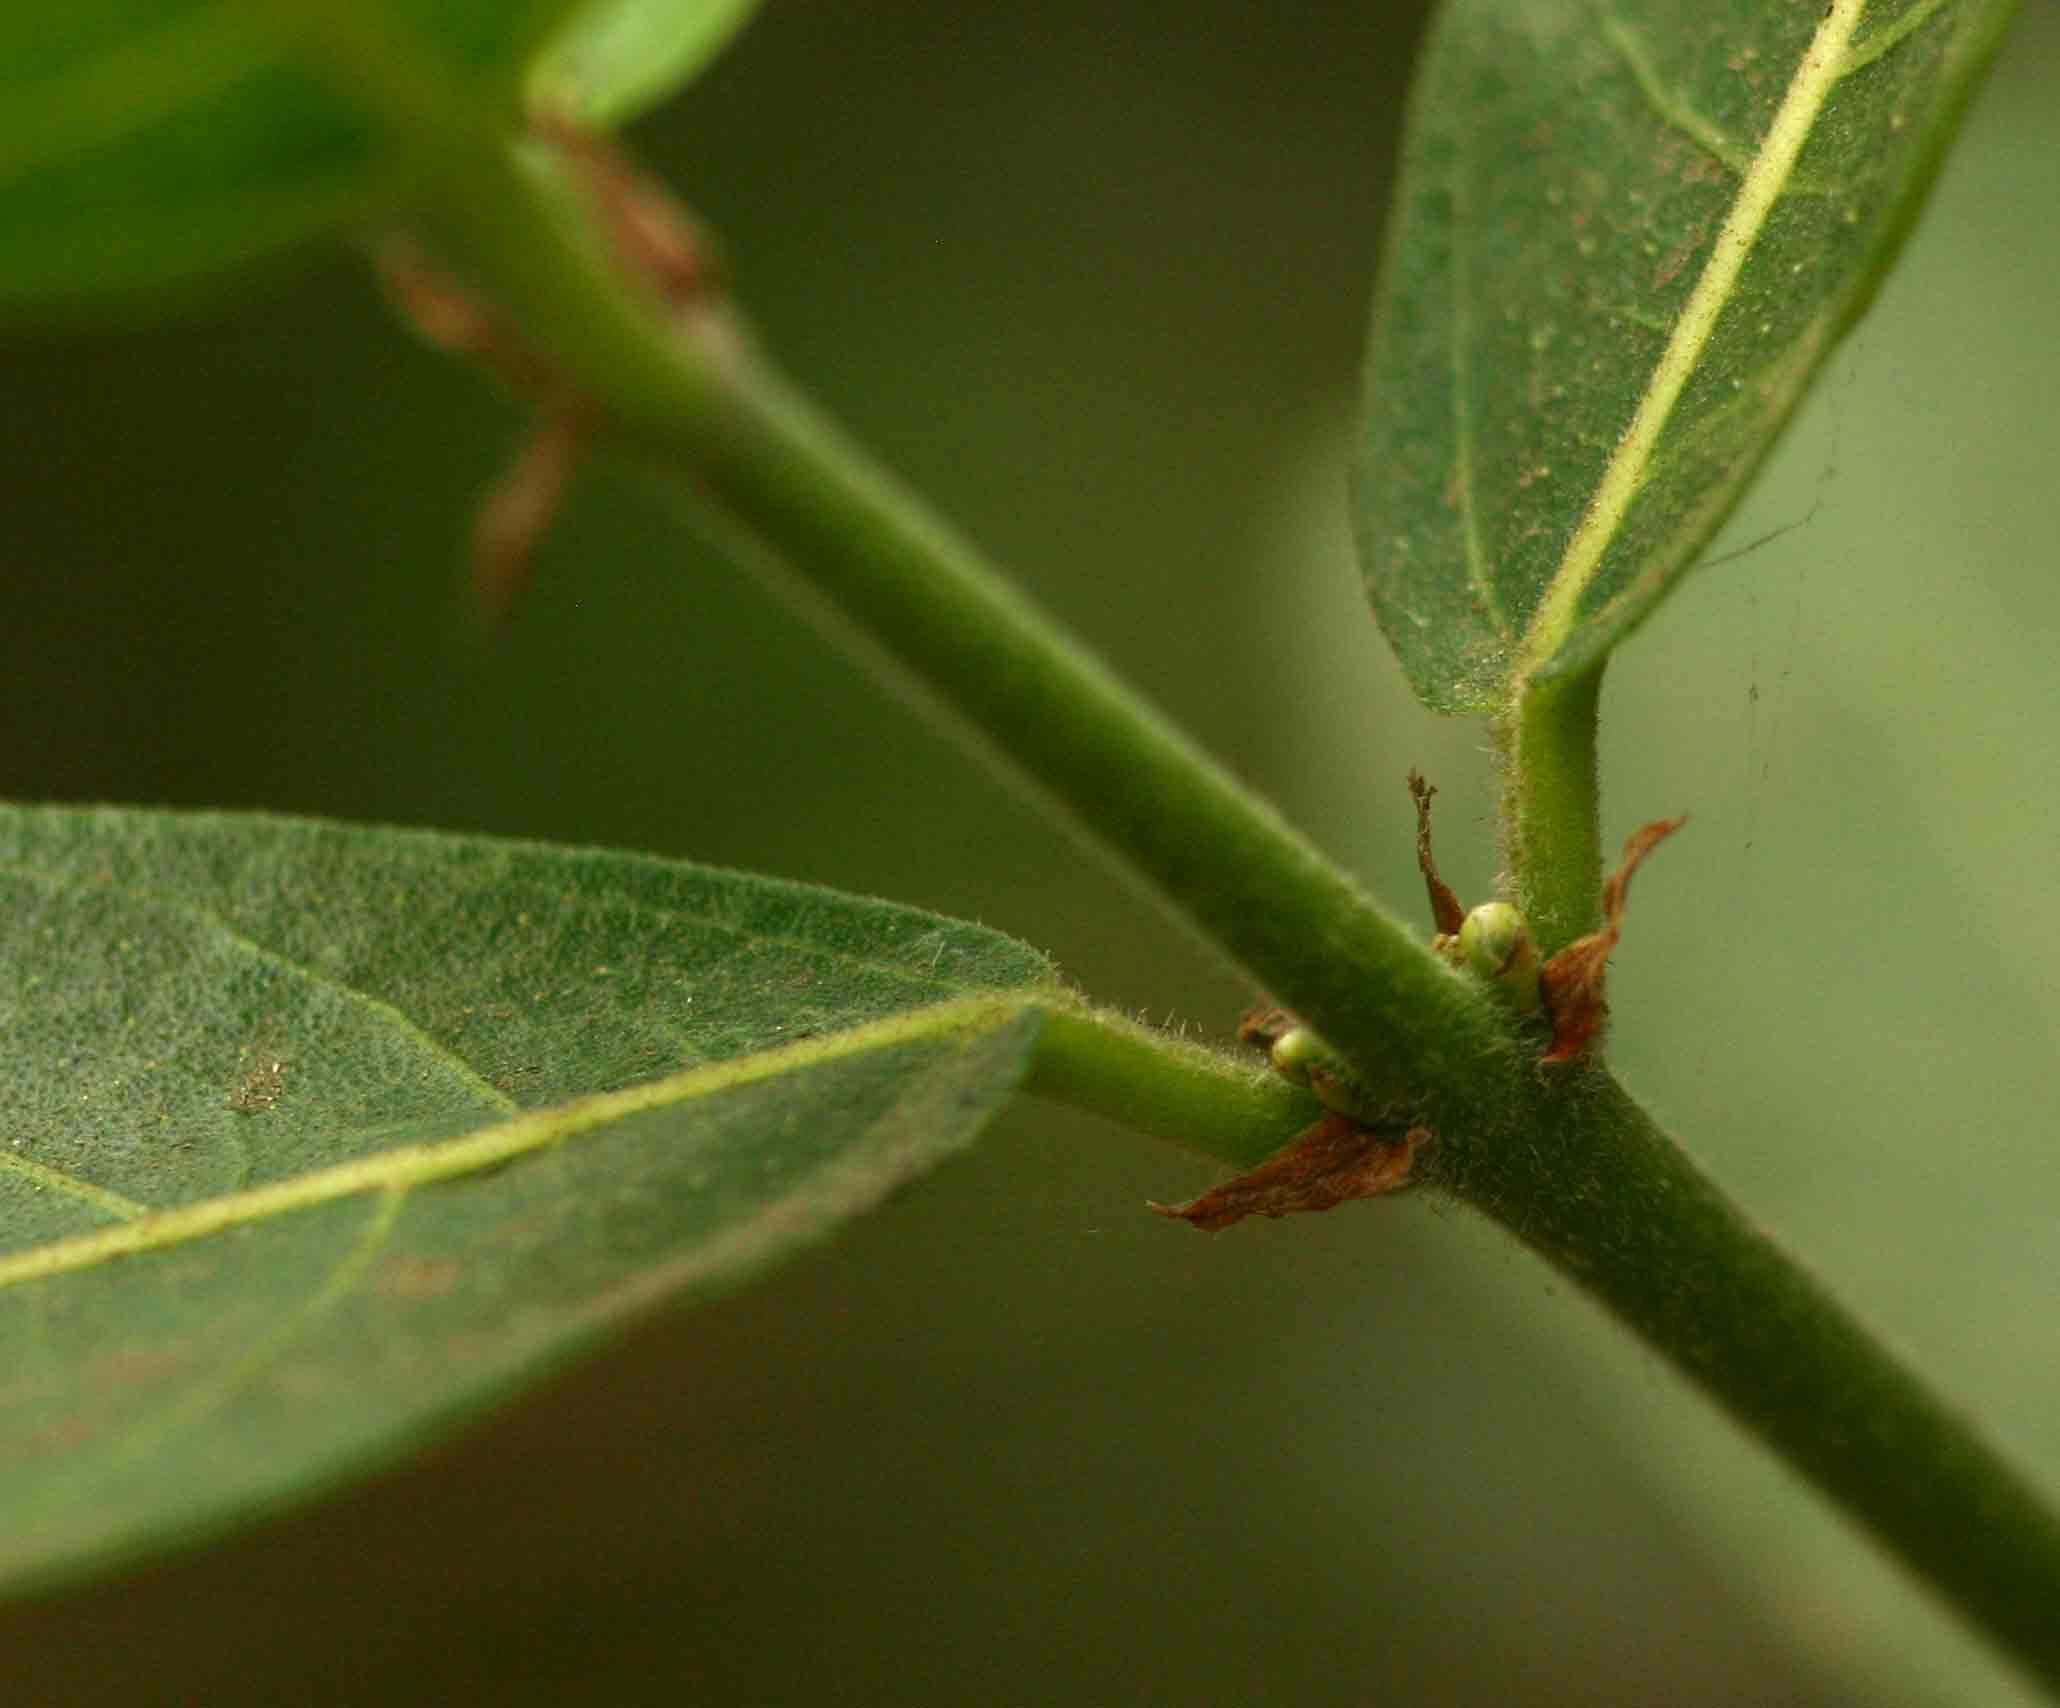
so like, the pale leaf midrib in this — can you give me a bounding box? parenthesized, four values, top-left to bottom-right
(0, 994, 1036, 1293)
(1603, 15, 1841, 196)
(1579, 304, 1837, 636)
(1511, 0, 1869, 689)
(0, 848, 1023, 1150)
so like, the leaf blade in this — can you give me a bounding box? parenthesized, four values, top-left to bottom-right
(0, 806, 1054, 1593)
(0, 0, 757, 318)
(1355, 0, 2020, 713)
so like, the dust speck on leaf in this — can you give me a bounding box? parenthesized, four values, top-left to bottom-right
(228, 1053, 290, 1114)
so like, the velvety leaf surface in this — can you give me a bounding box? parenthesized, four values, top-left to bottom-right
(0, 807, 1053, 1592)
(1355, 0, 2017, 712)
(0, 0, 756, 316)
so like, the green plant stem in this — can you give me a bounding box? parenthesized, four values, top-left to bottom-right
(269, 21, 1495, 1111)
(675, 375, 1524, 1105)
(1430, 1073, 2060, 1691)
(1025, 1004, 1322, 1169)
(1501, 665, 1605, 957)
(412, 140, 1518, 1121)
(369, 124, 2060, 1697)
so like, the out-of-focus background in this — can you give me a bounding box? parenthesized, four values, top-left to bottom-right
(3, 2, 2057, 1701)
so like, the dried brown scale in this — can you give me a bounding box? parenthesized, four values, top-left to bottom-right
(470, 413, 588, 620)
(1160, 759, 1678, 1232)
(1407, 768, 1467, 937)
(530, 112, 726, 310)
(1537, 815, 1687, 1065)
(1150, 1114, 1427, 1233)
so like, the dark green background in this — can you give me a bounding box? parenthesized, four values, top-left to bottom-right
(3, 1, 2057, 1701)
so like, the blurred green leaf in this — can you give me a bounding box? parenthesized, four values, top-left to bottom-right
(0, 0, 753, 317)
(0, 807, 1052, 1592)
(529, 0, 764, 126)
(1354, 0, 2017, 713)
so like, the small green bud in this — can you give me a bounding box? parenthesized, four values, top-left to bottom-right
(1264, 1025, 1381, 1120)
(1457, 901, 1542, 1014)
(1267, 1024, 1329, 1086)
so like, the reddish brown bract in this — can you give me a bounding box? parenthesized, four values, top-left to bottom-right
(1150, 1114, 1426, 1233)
(1538, 815, 1687, 1064)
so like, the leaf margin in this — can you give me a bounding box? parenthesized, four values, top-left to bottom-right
(1353, 0, 2025, 715)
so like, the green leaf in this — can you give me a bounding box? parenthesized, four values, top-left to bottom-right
(0, 806, 1053, 1593)
(527, 0, 765, 127)
(1354, 0, 2018, 714)
(0, 0, 754, 318)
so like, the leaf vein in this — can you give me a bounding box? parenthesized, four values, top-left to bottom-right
(16, 1188, 408, 1519)
(1603, 14, 1839, 196)
(0, 995, 1036, 1293)
(1842, 0, 1958, 78)
(0, 863, 520, 1117)
(0, 1153, 148, 1224)
(1603, 16, 1751, 176)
